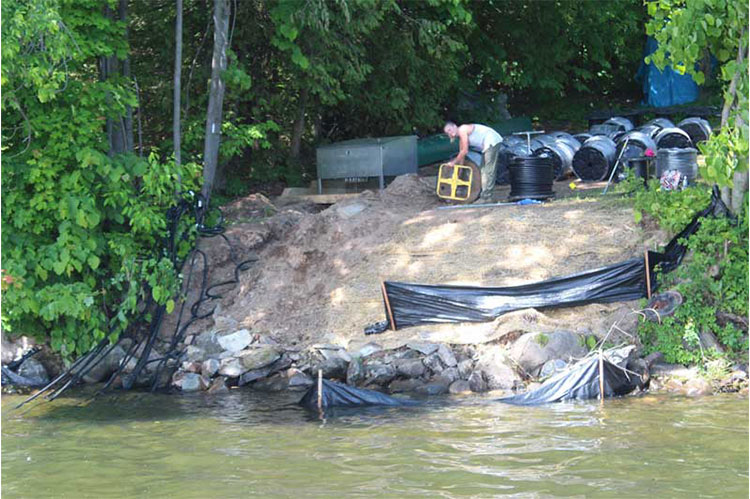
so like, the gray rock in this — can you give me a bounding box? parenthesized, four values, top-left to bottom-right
(509, 331, 586, 377)
(468, 371, 488, 392)
(218, 350, 235, 360)
(357, 342, 383, 358)
(449, 380, 472, 394)
(207, 376, 229, 394)
(17, 357, 49, 386)
(193, 331, 224, 356)
(423, 353, 444, 374)
(239, 347, 281, 370)
(389, 378, 425, 393)
(336, 202, 367, 218)
(475, 347, 518, 390)
(440, 367, 460, 384)
(184, 345, 206, 363)
(201, 359, 220, 378)
(181, 361, 202, 374)
(314, 355, 349, 379)
(363, 361, 397, 386)
(540, 359, 568, 378)
(212, 315, 239, 334)
(407, 342, 439, 356)
(218, 358, 245, 378)
(253, 374, 289, 392)
(180, 373, 203, 392)
(239, 355, 292, 386)
(436, 344, 458, 367)
(346, 358, 364, 385)
(457, 359, 474, 379)
(217, 329, 252, 353)
(685, 377, 712, 396)
(393, 358, 426, 378)
(81, 345, 127, 383)
(288, 369, 313, 389)
(699, 330, 725, 353)
(416, 377, 450, 395)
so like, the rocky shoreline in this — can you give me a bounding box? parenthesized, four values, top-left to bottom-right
(4, 327, 747, 399)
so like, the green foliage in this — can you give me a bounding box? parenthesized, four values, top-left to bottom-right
(636, 187, 749, 365)
(2, 0, 200, 358)
(646, 0, 749, 188)
(630, 180, 712, 235)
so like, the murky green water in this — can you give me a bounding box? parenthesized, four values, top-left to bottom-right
(2, 389, 747, 498)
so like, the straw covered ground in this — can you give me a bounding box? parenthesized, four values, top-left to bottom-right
(167, 175, 667, 352)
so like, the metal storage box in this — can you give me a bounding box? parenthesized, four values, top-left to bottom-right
(316, 135, 418, 193)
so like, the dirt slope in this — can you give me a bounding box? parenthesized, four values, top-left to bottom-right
(177, 175, 659, 352)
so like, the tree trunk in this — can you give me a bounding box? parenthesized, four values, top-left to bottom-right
(118, 0, 134, 153)
(290, 88, 308, 159)
(101, 1, 134, 156)
(173, 0, 183, 167)
(201, 0, 230, 204)
(731, 170, 748, 214)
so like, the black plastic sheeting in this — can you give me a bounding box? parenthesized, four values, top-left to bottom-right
(366, 189, 727, 333)
(299, 379, 419, 410)
(499, 354, 643, 405)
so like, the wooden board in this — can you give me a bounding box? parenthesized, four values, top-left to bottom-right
(280, 191, 362, 204)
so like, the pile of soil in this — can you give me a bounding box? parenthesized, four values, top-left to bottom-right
(168, 175, 659, 352)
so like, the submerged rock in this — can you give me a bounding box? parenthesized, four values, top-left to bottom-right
(449, 380, 472, 394)
(17, 358, 49, 386)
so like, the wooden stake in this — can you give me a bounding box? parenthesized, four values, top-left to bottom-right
(317, 369, 323, 412)
(644, 251, 652, 300)
(381, 281, 396, 331)
(599, 350, 604, 404)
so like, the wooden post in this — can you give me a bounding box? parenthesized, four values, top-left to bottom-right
(644, 251, 652, 300)
(381, 281, 396, 331)
(317, 369, 323, 412)
(599, 350, 604, 404)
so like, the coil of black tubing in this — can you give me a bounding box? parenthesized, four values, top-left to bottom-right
(646, 117, 675, 129)
(655, 127, 693, 149)
(603, 116, 634, 132)
(533, 141, 575, 180)
(677, 117, 712, 144)
(572, 135, 617, 181)
(656, 148, 699, 181)
(509, 154, 555, 200)
(636, 124, 662, 138)
(554, 135, 581, 152)
(589, 123, 621, 136)
(616, 130, 657, 161)
(574, 132, 592, 144)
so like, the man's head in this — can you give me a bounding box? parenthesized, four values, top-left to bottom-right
(443, 121, 459, 140)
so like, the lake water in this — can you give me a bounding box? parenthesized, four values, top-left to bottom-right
(2, 389, 748, 497)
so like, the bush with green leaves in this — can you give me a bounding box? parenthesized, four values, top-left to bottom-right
(2, 0, 200, 358)
(632, 184, 749, 366)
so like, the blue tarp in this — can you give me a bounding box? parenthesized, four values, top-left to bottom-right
(637, 37, 699, 108)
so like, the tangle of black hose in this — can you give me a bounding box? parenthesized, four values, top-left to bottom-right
(17, 192, 258, 407)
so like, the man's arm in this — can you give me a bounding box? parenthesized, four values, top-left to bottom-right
(449, 125, 471, 165)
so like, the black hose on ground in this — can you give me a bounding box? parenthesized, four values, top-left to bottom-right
(509, 154, 555, 200)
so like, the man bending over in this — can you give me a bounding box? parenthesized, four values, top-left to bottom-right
(444, 121, 503, 202)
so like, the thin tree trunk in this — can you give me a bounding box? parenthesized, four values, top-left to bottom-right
(290, 88, 308, 159)
(119, 0, 134, 153)
(174, 0, 183, 167)
(720, 29, 748, 211)
(201, 0, 230, 204)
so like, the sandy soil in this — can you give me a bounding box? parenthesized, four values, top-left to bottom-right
(169, 174, 665, 353)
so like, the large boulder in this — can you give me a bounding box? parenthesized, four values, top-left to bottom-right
(393, 358, 426, 378)
(363, 360, 397, 386)
(217, 329, 252, 353)
(474, 345, 519, 390)
(509, 331, 587, 377)
(82, 345, 127, 383)
(239, 346, 281, 371)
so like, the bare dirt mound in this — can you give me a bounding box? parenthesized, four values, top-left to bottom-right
(185, 174, 656, 352)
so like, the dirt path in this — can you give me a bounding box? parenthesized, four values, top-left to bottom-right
(178, 175, 664, 353)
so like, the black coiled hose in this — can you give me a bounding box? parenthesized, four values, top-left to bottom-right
(603, 116, 634, 132)
(509, 154, 555, 200)
(533, 141, 575, 180)
(655, 127, 693, 149)
(656, 148, 699, 180)
(616, 131, 657, 161)
(677, 117, 712, 144)
(572, 135, 617, 181)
